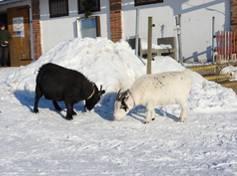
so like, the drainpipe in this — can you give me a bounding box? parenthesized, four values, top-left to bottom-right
(135, 8, 139, 57)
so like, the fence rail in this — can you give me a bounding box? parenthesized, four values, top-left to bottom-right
(215, 31, 237, 64)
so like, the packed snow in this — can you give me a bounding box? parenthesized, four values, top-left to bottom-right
(0, 38, 237, 175)
(220, 65, 237, 81)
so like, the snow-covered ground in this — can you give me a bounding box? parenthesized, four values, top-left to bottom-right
(0, 38, 237, 175)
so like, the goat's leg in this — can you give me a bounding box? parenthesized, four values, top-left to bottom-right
(72, 104, 77, 116)
(33, 85, 42, 113)
(64, 101, 73, 120)
(145, 105, 155, 124)
(180, 102, 188, 122)
(52, 101, 62, 111)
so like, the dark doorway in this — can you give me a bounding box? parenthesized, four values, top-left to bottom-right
(0, 12, 10, 66)
(0, 13, 7, 26)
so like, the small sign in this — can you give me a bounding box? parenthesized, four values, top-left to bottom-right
(12, 17, 24, 37)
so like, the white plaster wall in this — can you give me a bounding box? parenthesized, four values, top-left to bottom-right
(122, 0, 231, 62)
(40, 0, 110, 53)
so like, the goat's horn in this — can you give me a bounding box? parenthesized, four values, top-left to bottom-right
(116, 89, 121, 99)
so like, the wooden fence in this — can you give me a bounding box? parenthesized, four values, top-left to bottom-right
(215, 31, 237, 64)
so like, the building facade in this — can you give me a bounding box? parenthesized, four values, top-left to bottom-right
(0, 0, 235, 66)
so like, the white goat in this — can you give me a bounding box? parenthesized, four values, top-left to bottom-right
(113, 70, 192, 123)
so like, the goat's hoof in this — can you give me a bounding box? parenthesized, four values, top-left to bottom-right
(144, 121, 149, 124)
(33, 109, 39, 113)
(55, 108, 62, 112)
(179, 118, 185, 122)
(152, 118, 155, 121)
(65, 116, 73, 120)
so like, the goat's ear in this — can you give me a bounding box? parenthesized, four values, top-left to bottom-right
(100, 90, 105, 95)
(99, 85, 105, 95)
(124, 89, 130, 100)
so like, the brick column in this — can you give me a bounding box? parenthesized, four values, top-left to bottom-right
(32, 0, 42, 59)
(231, 0, 237, 32)
(109, 0, 122, 42)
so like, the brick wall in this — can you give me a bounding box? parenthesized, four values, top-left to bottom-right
(109, 0, 122, 42)
(232, 0, 237, 32)
(32, 0, 42, 59)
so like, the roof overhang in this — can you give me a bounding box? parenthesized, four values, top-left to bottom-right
(0, 0, 25, 5)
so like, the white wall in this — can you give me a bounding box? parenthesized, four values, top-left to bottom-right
(122, 0, 231, 62)
(40, 0, 110, 54)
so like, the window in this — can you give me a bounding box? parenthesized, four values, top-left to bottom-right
(49, 0, 69, 18)
(79, 16, 101, 38)
(134, 0, 163, 6)
(78, 0, 100, 14)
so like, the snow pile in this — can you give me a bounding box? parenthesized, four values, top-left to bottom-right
(5, 38, 145, 92)
(141, 39, 172, 50)
(151, 58, 237, 112)
(3, 37, 237, 112)
(189, 76, 237, 111)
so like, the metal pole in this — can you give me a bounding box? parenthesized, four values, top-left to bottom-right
(211, 16, 215, 63)
(224, 31, 227, 62)
(234, 32, 236, 60)
(176, 14, 183, 64)
(135, 8, 140, 56)
(230, 31, 233, 61)
(29, 6, 35, 61)
(147, 16, 152, 74)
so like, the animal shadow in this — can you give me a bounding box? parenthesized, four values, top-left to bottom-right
(129, 106, 180, 123)
(155, 108, 180, 122)
(14, 90, 85, 120)
(94, 92, 117, 121)
(129, 105, 147, 123)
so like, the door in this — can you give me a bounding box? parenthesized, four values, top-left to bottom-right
(7, 5, 31, 66)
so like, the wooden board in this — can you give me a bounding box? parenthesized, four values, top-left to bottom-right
(7, 5, 31, 66)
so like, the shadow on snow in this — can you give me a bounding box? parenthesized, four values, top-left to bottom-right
(14, 90, 116, 121)
(14, 90, 179, 122)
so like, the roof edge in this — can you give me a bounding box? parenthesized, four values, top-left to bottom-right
(0, 0, 26, 6)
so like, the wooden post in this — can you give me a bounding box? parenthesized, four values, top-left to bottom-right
(212, 16, 215, 63)
(175, 14, 183, 64)
(147, 16, 152, 74)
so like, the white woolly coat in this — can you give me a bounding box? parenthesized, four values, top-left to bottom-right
(114, 70, 192, 122)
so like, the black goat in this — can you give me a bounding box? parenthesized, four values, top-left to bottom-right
(33, 63, 105, 120)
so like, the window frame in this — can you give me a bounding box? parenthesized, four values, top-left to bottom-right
(78, 0, 101, 14)
(134, 0, 164, 6)
(49, 0, 69, 18)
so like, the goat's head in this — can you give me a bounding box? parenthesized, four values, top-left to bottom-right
(113, 89, 134, 121)
(85, 84, 105, 111)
